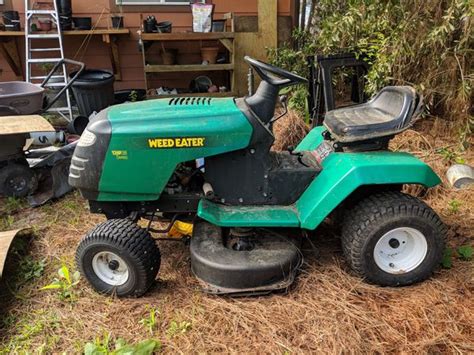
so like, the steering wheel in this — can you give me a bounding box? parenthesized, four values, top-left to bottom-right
(244, 56, 308, 88)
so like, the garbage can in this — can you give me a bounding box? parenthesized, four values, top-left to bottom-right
(70, 69, 115, 117)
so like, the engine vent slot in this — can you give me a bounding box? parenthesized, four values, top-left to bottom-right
(168, 97, 212, 106)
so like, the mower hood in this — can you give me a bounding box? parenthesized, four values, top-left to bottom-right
(70, 97, 253, 201)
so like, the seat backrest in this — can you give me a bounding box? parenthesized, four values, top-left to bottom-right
(371, 86, 418, 128)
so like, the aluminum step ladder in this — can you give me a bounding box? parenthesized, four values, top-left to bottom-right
(24, 0, 73, 121)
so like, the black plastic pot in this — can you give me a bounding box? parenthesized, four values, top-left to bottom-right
(212, 20, 226, 32)
(156, 21, 172, 33)
(111, 16, 123, 29)
(3, 11, 21, 31)
(56, 0, 72, 14)
(73, 17, 92, 30)
(114, 89, 147, 104)
(70, 70, 115, 117)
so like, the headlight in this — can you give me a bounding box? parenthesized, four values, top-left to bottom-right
(77, 129, 96, 147)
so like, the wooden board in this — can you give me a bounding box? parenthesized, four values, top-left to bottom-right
(234, 0, 278, 96)
(145, 63, 234, 73)
(0, 115, 55, 135)
(0, 29, 130, 36)
(0, 229, 24, 278)
(141, 32, 235, 41)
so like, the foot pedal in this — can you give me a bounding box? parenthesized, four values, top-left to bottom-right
(190, 221, 302, 296)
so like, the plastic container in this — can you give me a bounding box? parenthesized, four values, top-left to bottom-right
(70, 70, 115, 117)
(156, 21, 172, 33)
(112, 16, 124, 29)
(212, 20, 226, 32)
(56, 0, 72, 14)
(0, 82, 45, 115)
(3, 11, 21, 31)
(73, 17, 92, 30)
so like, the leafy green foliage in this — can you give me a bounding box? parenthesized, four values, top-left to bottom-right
(84, 333, 161, 355)
(18, 257, 46, 283)
(441, 245, 473, 268)
(40, 264, 80, 301)
(447, 199, 462, 214)
(269, 0, 472, 124)
(441, 248, 454, 269)
(457, 245, 473, 260)
(166, 320, 192, 337)
(139, 307, 159, 335)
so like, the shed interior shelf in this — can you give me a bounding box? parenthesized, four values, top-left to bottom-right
(140, 31, 236, 98)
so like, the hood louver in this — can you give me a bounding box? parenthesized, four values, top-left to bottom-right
(168, 97, 212, 106)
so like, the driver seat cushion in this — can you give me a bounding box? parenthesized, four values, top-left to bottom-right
(323, 86, 418, 143)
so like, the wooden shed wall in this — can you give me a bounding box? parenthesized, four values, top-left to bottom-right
(0, 0, 293, 90)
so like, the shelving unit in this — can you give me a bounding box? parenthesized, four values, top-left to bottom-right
(140, 32, 236, 98)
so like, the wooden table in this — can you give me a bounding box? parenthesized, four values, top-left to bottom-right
(0, 29, 130, 80)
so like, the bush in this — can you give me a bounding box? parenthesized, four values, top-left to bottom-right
(269, 0, 473, 126)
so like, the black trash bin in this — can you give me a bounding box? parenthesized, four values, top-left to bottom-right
(70, 69, 115, 117)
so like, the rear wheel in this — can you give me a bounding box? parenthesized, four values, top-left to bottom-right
(76, 219, 161, 297)
(341, 191, 445, 286)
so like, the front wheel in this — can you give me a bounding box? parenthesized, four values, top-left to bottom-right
(341, 191, 446, 286)
(76, 219, 161, 297)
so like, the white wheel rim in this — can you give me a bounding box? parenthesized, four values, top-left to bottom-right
(92, 251, 129, 286)
(373, 227, 428, 274)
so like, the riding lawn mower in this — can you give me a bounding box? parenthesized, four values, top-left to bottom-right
(70, 57, 446, 297)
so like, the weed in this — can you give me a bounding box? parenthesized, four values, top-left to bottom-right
(457, 245, 473, 261)
(41, 264, 80, 301)
(1, 197, 26, 214)
(441, 248, 453, 269)
(437, 147, 465, 164)
(447, 199, 461, 214)
(166, 320, 192, 337)
(18, 257, 46, 283)
(140, 307, 159, 335)
(0, 215, 15, 230)
(84, 332, 161, 355)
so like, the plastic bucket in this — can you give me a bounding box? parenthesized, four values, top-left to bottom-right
(3, 11, 21, 31)
(70, 70, 115, 117)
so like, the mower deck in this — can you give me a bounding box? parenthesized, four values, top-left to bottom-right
(190, 221, 303, 295)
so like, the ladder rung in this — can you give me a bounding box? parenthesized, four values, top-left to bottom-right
(30, 75, 65, 80)
(30, 48, 62, 52)
(27, 58, 62, 63)
(27, 34, 61, 39)
(44, 83, 68, 88)
(27, 10, 57, 15)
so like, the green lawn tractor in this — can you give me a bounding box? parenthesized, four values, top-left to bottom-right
(70, 57, 446, 297)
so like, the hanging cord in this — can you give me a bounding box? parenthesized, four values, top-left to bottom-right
(73, 8, 106, 62)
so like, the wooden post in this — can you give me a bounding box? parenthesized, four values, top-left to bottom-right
(234, 0, 278, 96)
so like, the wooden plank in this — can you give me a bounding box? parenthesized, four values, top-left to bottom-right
(145, 63, 234, 73)
(234, 0, 278, 96)
(0, 229, 30, 278)
(0, 115, 55, 135)
(219, 38, 234, 53)
(141, 32, 235, 41)
(108, 35, 122, 81)
(0, 29, 130, 36)
(0, 38, 23, 79)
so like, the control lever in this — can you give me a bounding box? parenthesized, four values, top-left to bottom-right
(269, 95, 288, 124)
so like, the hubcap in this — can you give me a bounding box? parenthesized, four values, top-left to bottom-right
(8, 176, 27, 193)
(373, 227, 428, 274)
(92, 251, 129, 286)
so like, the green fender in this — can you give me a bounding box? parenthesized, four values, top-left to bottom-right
(296, 151, 441, 229)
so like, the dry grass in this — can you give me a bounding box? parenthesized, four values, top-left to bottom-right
(0, 116, 473, 354)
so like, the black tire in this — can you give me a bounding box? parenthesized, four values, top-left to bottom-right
(0, 163, 37, 197)
(76, 219, 161, 297)
(341, 191, 446, 286)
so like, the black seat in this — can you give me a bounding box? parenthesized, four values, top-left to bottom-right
(323, 86, 420, 143)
